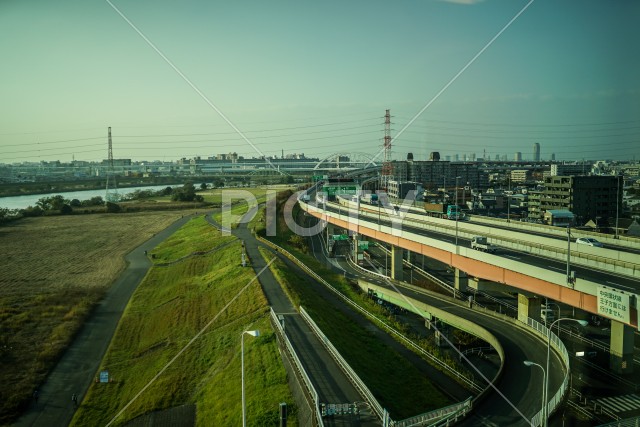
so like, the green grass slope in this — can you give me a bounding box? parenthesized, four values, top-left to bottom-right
(71, 218, 295, 426)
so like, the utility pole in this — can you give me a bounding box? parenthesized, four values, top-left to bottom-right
(380, 109, 393, 192)
(105, 127, 118, 202)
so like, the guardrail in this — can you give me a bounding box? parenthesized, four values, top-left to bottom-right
(299, 306, 385, 421)
(394, 398, 472, 427)
(318, 199, 640, 279)
(260, 236, 478, 423)
(525, 317, 571, 427)
(259, 235, 482, 393)
(269, 308, 324, 426)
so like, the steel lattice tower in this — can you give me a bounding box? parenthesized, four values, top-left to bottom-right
(380, 109, 393, 191)
(105, 127, 118, 202)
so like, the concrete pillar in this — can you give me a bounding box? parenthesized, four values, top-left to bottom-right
(610, 321, 634, 374)
(517, 294, 541, 324)
(454, 268, 468, 293)
(391, 245, 403, 281)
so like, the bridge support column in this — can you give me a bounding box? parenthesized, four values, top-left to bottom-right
(517, 294, 541, 324)
(610, 321, 634, 374)
(391, 245, 403, 281)
(454, 268, 467, 293)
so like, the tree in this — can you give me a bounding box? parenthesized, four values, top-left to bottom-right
(106, 202, 121, 213)
(200, 182, 208, 190)
(60, 204, 73, 215)
(171, 183, 198, 202)
(70, 199, 81, 207)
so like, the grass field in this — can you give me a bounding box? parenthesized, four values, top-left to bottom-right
(260, 248, 451, 420)
(70, 217, 295, 426)
(0, 212, 187, 424)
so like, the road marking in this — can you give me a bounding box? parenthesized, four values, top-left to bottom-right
(548, 266, 564, 272)
(595, 394, 640, 414)
(503, 254, 520, 260)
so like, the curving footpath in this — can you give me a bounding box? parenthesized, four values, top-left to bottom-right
(15, 214, 194, 427)
(206, 208, 381, 425)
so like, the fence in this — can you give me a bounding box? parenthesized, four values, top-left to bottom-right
(299, 306, 385, 421)
(269, 308, 323, 426)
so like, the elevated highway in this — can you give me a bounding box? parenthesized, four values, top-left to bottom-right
(299, 191, 640, 373)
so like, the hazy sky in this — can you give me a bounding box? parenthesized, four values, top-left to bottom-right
(1, 0, 639, 163)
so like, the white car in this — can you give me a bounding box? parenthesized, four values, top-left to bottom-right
(576, 237, 603, 247)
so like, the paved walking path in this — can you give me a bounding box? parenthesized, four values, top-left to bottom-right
(207, 209, 380, 425)
(15, 214, 194, 427)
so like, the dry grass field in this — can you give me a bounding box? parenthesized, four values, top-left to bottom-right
(0, 212, 187, 424)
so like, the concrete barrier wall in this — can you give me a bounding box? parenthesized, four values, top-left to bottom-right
(308, 204, 614, 295)
(314, 201, 640, 279)
(468, 214, 640, 250)
(358, 281, 505, 364)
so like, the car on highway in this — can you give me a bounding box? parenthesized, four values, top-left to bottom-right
(575, 237, 604, 247)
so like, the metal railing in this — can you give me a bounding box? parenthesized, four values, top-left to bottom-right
(393, 397, 472, 427)
(526, 317, 571, 427)
(300, 306, 385, 421)
(269, 308, 324, 426)
(259, 236, 481, 392)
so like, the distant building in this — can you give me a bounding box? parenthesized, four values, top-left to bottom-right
(539, 175, 622, 225)
(515, 152, 522, 162)
(391, 158, 489, 191)
(551, 162, 591, 176)
(387, 180, 419, 200)
(510, 169, 530, 183)
(533, 143, 540, 162)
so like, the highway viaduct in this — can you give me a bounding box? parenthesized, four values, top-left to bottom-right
(299, 195, 640, 375)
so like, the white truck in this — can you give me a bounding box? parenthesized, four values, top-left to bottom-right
(471, 236, 496, 253)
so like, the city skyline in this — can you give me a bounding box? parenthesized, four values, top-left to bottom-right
(1, 0, 639, 163)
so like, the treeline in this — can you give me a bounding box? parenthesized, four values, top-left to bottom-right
(0, 183, 208, 225)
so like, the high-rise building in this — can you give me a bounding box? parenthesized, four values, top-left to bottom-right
(533, 143, 540, 162)
(515, 152, 522, 162)
(551, 153, 556, 161)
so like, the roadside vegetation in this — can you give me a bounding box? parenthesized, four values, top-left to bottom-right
(252, 191, 454, 419)
(259, 247, 451, 419)
(0, 212, 186, 424)
(70, 216, 296, 426)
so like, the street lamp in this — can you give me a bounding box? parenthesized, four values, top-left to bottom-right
(566, 224, 574, 287)
(242, 330, 260, 427)
(507, 175, 511, 223)
(615, 174, 621, 239)
(523, 360, 546, 426)
(544, 318, 587, 427)
(455, 176, 462, 253)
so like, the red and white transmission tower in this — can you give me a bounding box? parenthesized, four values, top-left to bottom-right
(380, 109, 393, 191)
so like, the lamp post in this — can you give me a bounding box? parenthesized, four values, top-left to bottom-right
(455, 176, 462, 253)
(242, 330, 260, 427)
(507, 175, 511, 223)
(615, 174, 621, 239)
(566, 224, 572, 287)
(544, 318, 587, 427)
(523, 360, 546, 426)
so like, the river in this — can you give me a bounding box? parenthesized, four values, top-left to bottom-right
(0, 185, 182, 210)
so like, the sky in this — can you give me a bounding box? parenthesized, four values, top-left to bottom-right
(1, 0, 639, 164)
